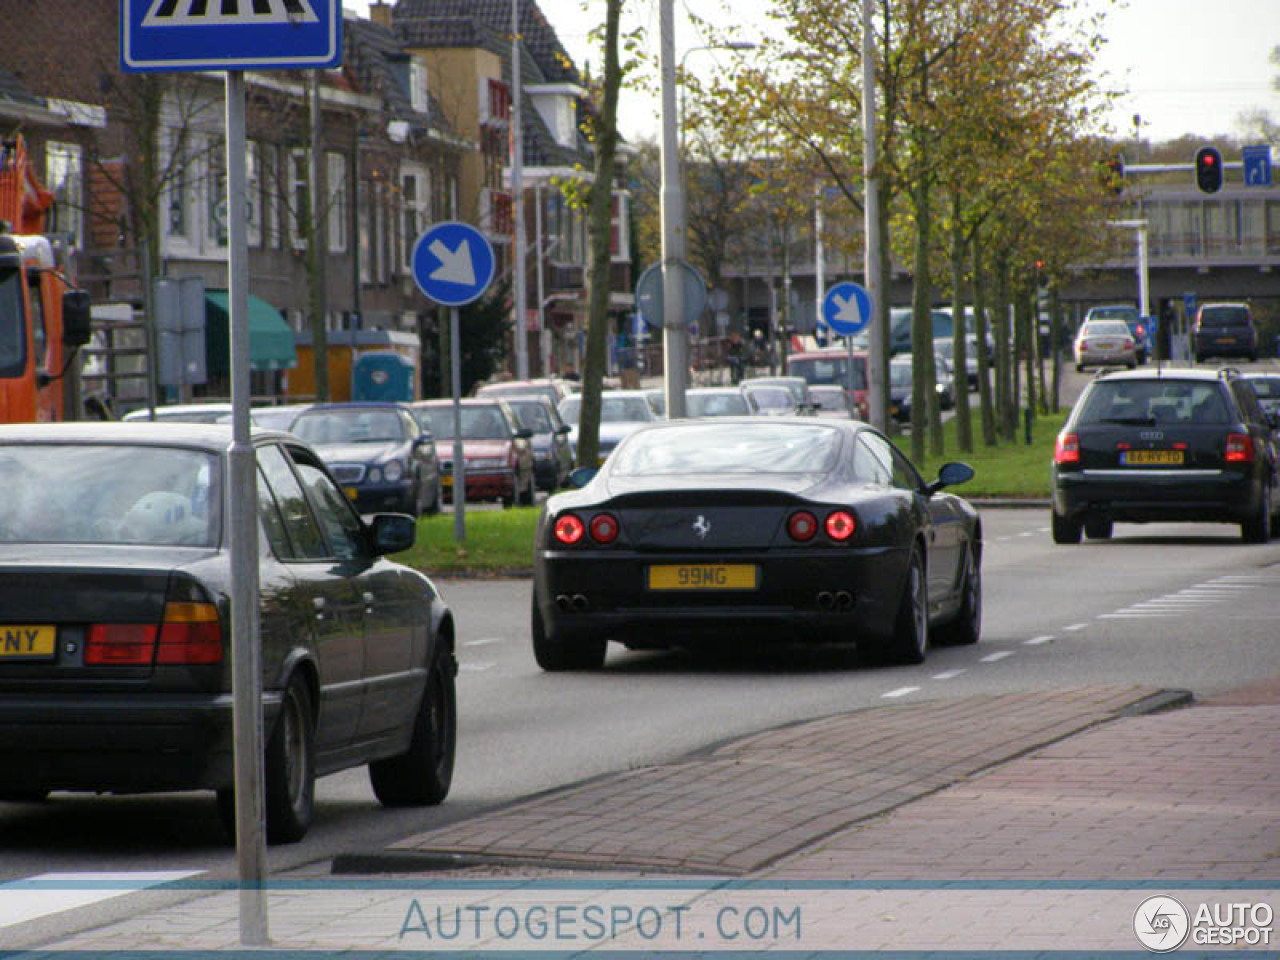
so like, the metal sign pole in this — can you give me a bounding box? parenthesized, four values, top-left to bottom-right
(451, 307, 466, 543)
(225, 70, 268, 946)
(861, 0, 885, 431)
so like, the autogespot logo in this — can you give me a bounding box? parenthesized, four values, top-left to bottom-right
(1134, 895, 1190, 952)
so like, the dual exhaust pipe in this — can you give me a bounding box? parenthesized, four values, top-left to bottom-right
(555, 594, 590, 612)
(817, 591, 854, 611)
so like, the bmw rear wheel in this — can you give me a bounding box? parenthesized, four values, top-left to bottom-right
(264, 677, 316, 844)
(532, 594, 606, 671)
(889, 546, 928, 664)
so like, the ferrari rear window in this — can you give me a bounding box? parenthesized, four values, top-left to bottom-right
(610, 422, 840, 475)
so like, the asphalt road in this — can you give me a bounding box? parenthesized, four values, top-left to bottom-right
(3, 509, 1278, 896)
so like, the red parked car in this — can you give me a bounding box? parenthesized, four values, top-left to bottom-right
(411, 399, 537, 508)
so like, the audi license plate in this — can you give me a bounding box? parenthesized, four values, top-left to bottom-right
(648, 564, 758, 591)
(0, 625, 56, 661)
(1122, 450, 1183, 466)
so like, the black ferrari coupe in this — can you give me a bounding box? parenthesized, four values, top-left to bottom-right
(531, 418, 981, 670)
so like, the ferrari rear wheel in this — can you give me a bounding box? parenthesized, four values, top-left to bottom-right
(1084, 516, 1113, 540)
(889, 546, 928, 664)
(935, 542, 980, 647)
(531, 594, 606, 671)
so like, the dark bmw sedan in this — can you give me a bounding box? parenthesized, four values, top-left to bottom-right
(1051, 367, 1279, 543)
(531, 418, 981, 670)
(0, 423, 457, 842)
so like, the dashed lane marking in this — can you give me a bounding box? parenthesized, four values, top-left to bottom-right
(881, 686, 920, 699)
(462, 638, 502, 647)
(1063, 623, 1089, 632)
(458, 662, 496, 673)
(1023, 635, 1053, 646)
(931, 669, 966, 680)
(0, 871, 202, 929)
(979, 651, 1015, 663)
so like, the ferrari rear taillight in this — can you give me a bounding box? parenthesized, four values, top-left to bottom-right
(1055, 433, 1080, 464)
(553, 513, 585, 545)
(85, 624, 157, 665)
(589, 512, 619, 544)
(156, 601, 223, 664)
(1225, 433, 1254, 463)
(788, 510, 818, 541)
(825, 510, 856, 541)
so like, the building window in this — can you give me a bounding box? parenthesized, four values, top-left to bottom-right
(610, 192, 630, 262)
(289, 148, 309, 250)
(206, 145, 227, 248)
(401, 164, 430, 270)
(327, 152, 348, 253)
(44, 142, 83, 249)
(358, 178, 372, 284)
(409, 59, 429, 114)
(246, 141, 262, 247)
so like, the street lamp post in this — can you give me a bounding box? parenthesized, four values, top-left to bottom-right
(661, 33, 755, 419)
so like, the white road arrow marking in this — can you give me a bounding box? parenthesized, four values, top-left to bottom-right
(429, 238, 477, 286)
(831, 293, 863, 329)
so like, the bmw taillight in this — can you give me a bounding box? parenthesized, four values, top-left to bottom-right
(1225, 433, 1254, 463)
(553, 513, 585, 545)
(825, 510, 856, 541)
(156, 601, 223, 664)
(788, 510, 818, 541)
(589, 512, 619, 544)
(85, 624, 157, 665)
(1054, 432, 1080, 464)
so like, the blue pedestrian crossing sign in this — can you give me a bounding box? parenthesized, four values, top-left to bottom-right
(411, 222, 496, 308)
(120, 0, 342, 73)
(822, 281, 872, 336)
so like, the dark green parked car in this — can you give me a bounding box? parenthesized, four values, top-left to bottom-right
(0, 423, 457, 843)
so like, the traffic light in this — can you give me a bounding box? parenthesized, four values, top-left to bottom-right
(1106, 154, 1125, 194)
(1195, 146, 1223, 194)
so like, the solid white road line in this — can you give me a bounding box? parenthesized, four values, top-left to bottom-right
(0, 871, 201, 929)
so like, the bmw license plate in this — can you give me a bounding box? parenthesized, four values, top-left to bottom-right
(648, 564, 758, 590)
(0, 625, 56, 661)
(1122, 450, 1183, 465)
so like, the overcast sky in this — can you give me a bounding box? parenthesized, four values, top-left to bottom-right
(345, 0, 1280, 146)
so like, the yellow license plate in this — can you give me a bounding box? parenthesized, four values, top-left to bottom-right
(0, 625, 56, 660)
(1124, 450, 1184, 465)
(648, 564, 758, 590)
(442, 474, 453, 487)
(1218, 337, 1236, 344)
(344, 486, 359, 500)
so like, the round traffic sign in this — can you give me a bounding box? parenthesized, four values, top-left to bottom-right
(822, 281, 872, 336)
(635, 260, 707, 330)
(411, 221, 496, 307)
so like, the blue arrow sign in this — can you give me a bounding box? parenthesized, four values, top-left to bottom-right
(1243, 145, 1272, 187)
(822, 281, 872, 336)
(411, 222, 496, 308)
(120, 0, 342, 73)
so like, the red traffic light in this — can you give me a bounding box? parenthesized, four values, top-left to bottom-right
(1195, 146, 1223, 194)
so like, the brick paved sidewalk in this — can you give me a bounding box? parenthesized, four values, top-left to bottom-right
(343, 685, 1171, 875)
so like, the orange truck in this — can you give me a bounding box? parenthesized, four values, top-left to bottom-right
(0, 134, 91, 422)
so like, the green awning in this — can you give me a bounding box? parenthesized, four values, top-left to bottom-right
(204, 290, 297, 374)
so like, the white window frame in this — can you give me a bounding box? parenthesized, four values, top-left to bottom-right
(409, 59, 429, 114)
(289, 148, 309, 251)
(400, 162, 430, 271)
(326, 151, 348, 254)
(246, 141, 262, 247)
